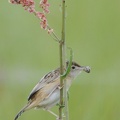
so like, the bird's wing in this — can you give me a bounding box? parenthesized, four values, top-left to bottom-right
(25, 78, 60, 110)
(28, 68, 60, 101)
(32, 79, 60, 103)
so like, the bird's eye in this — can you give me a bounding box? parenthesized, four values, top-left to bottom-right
(72, 66, 75, 69)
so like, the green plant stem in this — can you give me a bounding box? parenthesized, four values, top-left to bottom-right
(61, 48, 73, 79)
(59, 47, 73, 120)
(61, 1, 69, 120)
(59, 41, 64, 120)
(63, 48, 73, 120)
(59, 0, 67, 120)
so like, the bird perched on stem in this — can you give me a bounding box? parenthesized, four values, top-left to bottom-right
(14, 61, 90, 120)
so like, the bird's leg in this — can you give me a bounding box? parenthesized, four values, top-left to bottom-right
(47, 110, 66, 120)
(47, 110, 58, 118)
(58, 85, 64, 89)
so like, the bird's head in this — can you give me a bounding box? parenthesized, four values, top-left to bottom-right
(66, 61, 90, 78)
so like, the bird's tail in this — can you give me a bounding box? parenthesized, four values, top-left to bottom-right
(14, 103, 30, 120)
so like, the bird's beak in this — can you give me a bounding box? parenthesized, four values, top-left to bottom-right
(80, 66, 91, 73)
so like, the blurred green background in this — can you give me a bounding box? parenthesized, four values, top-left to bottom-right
(0, 0, 120, 120)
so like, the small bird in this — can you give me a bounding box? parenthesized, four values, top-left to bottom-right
(14, 61, 90, 120)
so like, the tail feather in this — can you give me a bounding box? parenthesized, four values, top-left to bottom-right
(14, 103, 30, 120)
